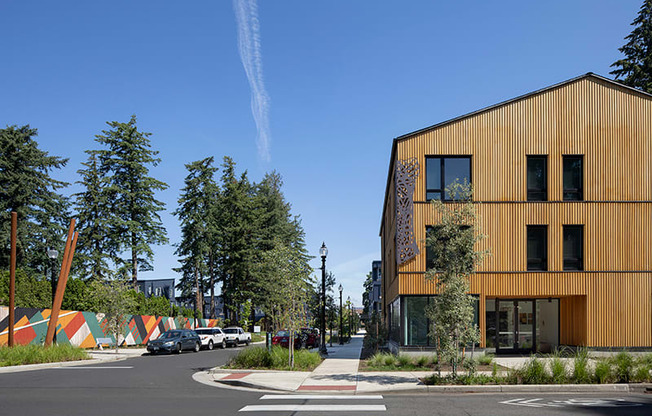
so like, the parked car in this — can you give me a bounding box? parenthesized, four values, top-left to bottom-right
(195, 327, 226, 350)
(147, 329, 201, 354)
(272, 330, 299, 348)
(222, 327, 251, 347)
(272, 328, 319, 349)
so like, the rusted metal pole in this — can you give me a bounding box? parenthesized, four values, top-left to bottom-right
(45, 219, 75, 347)
(8, 212, 17, 347)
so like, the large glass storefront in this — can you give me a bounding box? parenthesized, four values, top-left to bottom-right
(486, 298, 559, 353)
(390, 295, 479, 347)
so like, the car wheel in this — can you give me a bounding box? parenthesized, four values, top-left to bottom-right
(245, 339, 250, 346)
(221, 340, 226, 349)
(194, 342, 200, 352)
(174, 343, 182, 354)
(207, 340, 214, 350)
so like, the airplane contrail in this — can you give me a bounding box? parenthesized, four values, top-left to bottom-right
(233, 0, 271, 162)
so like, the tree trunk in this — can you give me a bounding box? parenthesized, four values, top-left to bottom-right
(209, 253, 215, 319)
(131, 232, 138, 286)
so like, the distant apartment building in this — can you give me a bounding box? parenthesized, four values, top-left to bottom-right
(370, 260, 382, 314)
(136, 278, 175, 301)
(380, 73, 652, 353)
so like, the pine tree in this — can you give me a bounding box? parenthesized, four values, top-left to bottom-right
(174, 157, 219, 317)
(610, 0, 652, 93)
(249, 171, 308, 327)
(73, 151, 112, 280)
(94, 115, 168, 284)
(216, 156, 255, 324)
(0, 125, 69, 271)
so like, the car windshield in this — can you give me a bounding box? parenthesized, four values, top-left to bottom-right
(275, 330, 289, 337)
(195, 329, 211, 335)
(223, 328, 238, 334)
(158, 331, 181, 339)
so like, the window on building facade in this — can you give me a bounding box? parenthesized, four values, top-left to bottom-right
(563, 156, 583, 201)
(527, 225, 548, 271)
(527, 156, 547, 201)
(563, 225, 584, 270)
(389, 298, 401, 343)
(426, 156, 471, 200)
(401, 295, 479, 347)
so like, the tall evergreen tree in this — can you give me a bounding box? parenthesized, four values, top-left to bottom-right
(611, 0, 652, 93)
(174, 157, 219, 317)
(0, 125, 69, 271)
(216, 156, 255, 324)
(94, 115, 168, 284)
(249, 171, 308, 327)
(73, 151, 112, 280)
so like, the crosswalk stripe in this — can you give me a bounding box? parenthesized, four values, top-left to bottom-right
(260, 394, 383, 400)
(239, 404, 386, 412)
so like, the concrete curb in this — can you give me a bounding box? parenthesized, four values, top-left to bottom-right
(215, 378, 295, 392)
(0, 356, 127, 374)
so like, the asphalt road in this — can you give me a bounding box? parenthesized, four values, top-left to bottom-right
(0, 347, 650, 416)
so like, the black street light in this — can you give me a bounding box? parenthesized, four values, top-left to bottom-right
(319, 242, 328, 355)
(47, 248, 58, 304)
(338, 284, 343, 345)
(47, 248, 58, 345)
(347, 296, 352, 339)
(328, 295, 333, 347)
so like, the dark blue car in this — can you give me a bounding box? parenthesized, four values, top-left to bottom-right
(147, 329, 201, 354)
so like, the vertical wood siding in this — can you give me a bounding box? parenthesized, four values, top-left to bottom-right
(381, 76, 652, 348)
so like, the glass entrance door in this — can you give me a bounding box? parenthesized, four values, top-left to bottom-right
(496, 299, 535, 353)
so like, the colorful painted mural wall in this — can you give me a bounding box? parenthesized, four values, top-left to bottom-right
(0, 306, 222, 348)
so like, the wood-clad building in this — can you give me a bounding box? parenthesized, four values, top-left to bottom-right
(380, 73, 652, 353)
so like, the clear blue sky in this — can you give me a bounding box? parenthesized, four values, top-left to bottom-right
(0, 0, 641, 305)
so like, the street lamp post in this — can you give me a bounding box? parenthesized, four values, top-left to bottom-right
(347, 296, 351, 339)
(319, 242, 328, 355)
(47, 248, 58, 344)
(338, 284, 343, 345)
(328, 295, 333, 347)
(47, 248, 58, 305)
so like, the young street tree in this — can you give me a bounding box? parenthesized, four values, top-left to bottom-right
(94, 115, 169, 284)
(425, 181, 487, 376)
(92, 277, 136, 353)
(611, 0, 652, 93)
(258, 240, 313, 368)
(0, 125, 69, 271)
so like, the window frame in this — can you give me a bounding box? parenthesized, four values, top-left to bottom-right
(526, 155, 548, 201)
(526, 225, 548, 271)
(425, 155, 472, 201)
(563, 155, 584, 201)
(563, 225, 584, 271)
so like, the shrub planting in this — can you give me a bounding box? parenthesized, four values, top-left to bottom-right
(227, 346, 322, 371)
(613, 351, 633, 383)
(397, 354, 412, 367)
(0, 344, 88, 367)
(594, 359, 614, 384)
(572, 348, 591, 383)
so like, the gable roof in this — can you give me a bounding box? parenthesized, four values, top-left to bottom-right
(379, 73, 652, 236)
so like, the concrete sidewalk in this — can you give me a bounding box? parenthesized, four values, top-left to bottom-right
(207, 334, 650, 394)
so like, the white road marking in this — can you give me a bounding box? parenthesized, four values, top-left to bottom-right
(501, 397, 642, 408)
(239, 404, 386, 412)
(260, 394, 383, 400)
(53, 366, 133, 369)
